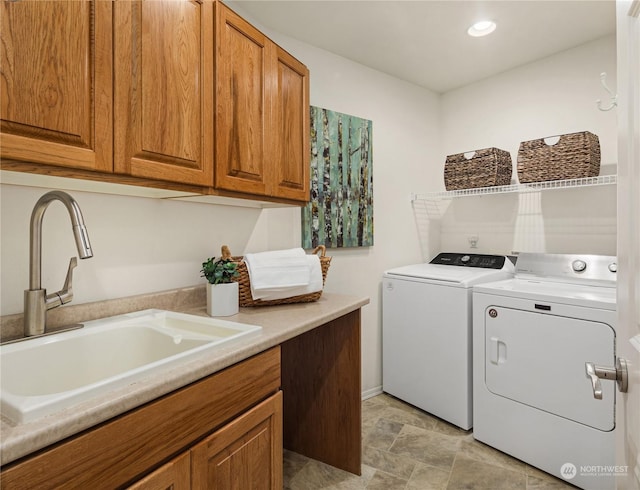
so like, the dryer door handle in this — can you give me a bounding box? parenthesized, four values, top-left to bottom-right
(489, 337, 507, 365)
(585, 359, 628, 399)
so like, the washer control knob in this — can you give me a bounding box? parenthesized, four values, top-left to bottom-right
(608, 262, 618, 273)
(461, 255, 471, 263)
(572, 259, 587, 272)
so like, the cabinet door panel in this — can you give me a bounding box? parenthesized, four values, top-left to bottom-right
(114, 0, 213, 186)
(127, 452, 190, 490)
(0, 0, 112, 171)
(271, 46, 309, 201)
(215, 5, 269, 195)
(191, 392, 283, 490)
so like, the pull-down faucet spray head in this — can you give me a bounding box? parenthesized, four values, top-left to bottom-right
(71, 216, 93, 260)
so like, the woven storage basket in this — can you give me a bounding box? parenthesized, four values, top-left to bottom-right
(444, 148, 512, 190)
(230, 245, 331, 307)
(517, 131, 600, 183)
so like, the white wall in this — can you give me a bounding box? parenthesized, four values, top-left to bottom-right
(438, 35, 617, 256)
(0, 185, 262, 313)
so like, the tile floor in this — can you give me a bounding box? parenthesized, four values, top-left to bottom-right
(284, 393, 576, 489)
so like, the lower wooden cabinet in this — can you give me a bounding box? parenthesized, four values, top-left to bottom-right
(127, 452, 191, 490)
(128, 392, 282, 490)
(0, 348, 281, 489)
(191, 391, 283, 490)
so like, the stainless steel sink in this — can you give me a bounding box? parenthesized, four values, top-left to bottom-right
(0, 309, 261, 423)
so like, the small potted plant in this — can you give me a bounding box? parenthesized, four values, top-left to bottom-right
(201, 245, 239, 317)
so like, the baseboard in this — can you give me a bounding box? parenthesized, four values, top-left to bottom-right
(361, 386, 383, 400)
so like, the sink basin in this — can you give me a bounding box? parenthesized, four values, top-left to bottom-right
(0, 309, 261, 424)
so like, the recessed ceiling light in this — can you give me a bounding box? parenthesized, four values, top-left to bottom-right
(467, 20, 497, 37)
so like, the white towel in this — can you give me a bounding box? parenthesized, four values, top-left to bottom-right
(244, 248, 310, 297)
(251, 255, 323, 301)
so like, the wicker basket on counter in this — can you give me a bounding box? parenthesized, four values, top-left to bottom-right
(517, 131, 600, 183)
(444, 148, 512, 191)
(228, 245, 331, 307)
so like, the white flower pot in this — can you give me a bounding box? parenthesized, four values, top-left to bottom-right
(206, 282, 239, 317)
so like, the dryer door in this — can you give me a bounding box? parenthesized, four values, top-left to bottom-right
(484, 306, 615, 431)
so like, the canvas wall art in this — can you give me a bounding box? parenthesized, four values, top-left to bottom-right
(302, 106, 373, 248)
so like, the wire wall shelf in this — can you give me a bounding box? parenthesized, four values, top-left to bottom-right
(411, 175, 617, 202)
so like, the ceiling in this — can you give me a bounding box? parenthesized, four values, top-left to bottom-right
(226, 0, 616, 93)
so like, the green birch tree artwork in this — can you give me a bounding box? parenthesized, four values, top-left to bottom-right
(302, 107, 373, 248)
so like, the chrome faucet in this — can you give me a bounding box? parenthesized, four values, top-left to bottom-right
(23, 191, 93, 337)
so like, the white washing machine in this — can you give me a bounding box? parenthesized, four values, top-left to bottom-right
(382, 252, 515, 430)
(473, 253, 618, 490)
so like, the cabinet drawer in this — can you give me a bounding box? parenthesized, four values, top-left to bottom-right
(0, 347, 281, 489)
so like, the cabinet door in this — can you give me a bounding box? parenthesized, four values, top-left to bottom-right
(191, 391, 283, 490)
(0, 0, 112, 172)
(215, 5, 270, 196)
(270, 46, 310, 201)
(127, 452, 190, 490)
(114, 0, 214, 186)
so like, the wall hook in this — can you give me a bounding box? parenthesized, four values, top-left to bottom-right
(596, 72, 617, 111)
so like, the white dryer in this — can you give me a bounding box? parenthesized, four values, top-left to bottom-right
(382, 253, 515, 430)
(473, 253, 618, 490)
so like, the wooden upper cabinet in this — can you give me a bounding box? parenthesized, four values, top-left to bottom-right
(215, 5, 270, 196)
(216, 4, 310, 201)
(272, 46, 310, 201)
(0, 0, 113, 172)
(1, 0, 308, 203)
(113, 0, 214, 186)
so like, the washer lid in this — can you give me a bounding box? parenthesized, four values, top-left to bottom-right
(384, 258, 514, 287)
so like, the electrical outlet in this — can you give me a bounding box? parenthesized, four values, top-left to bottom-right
(468, 235, 479, 249)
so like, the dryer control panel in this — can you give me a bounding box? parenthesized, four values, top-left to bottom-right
(514, 253, 617, 287)
(430, 253, 507, 269)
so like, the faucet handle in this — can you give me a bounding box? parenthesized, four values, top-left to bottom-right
(45, 257, 77, 309)
(62, 256, 77, 296)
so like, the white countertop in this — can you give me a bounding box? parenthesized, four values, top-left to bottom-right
(0, 293, 369, 465)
